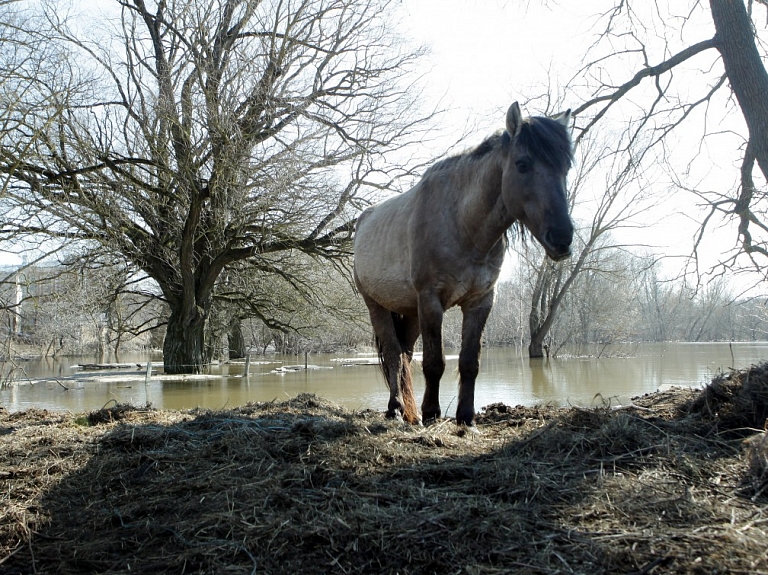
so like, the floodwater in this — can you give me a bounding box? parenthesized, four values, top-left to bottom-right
(2, 342, 768, 415)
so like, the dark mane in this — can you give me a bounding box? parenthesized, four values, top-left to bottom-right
(469, 132, 505, 159)
(517, 116, 573, 172)
(423, 117, 572, 178)
(423, 133, 505, 176)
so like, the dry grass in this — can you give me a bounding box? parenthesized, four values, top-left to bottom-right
(1, 365, 768, 574)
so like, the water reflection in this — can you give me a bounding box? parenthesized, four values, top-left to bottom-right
(1, 342, 767, 415)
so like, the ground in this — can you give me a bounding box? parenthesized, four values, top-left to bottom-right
(1, 365, 768, 574)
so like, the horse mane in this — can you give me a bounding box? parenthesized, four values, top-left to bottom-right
(418, 115, 572, 246)
(424, 114, 573, 177)
(422, 132, 505, 177)
(516, 116, 574, 172)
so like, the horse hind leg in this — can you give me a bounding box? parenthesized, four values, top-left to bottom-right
(367, 302, 421, 424)
(374, 332, 416, 422)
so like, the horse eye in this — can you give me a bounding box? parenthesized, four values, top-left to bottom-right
(516, 159, 531, 173)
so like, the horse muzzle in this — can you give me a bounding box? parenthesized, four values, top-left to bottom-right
(543, 228, 573, 261)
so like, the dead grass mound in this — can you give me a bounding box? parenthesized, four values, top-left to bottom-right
(687, 362, 768, 432)
(1, 370, 768, 574)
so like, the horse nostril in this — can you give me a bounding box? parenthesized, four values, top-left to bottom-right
(545, 229, 573, 250)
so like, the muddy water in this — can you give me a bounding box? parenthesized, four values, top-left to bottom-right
(2, 342, 767, 415)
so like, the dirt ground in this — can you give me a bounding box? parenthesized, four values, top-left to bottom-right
(1, 365, 768, 574)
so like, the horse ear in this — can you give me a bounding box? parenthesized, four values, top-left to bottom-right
(506, 102, 523, 138)
(553, 109, 572, 129)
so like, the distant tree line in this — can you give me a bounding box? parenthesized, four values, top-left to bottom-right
(0, 254, 375, 359)
(0, 248, 764, 360)
(483, 250, 768, 357)
(0, 261, 165, 358)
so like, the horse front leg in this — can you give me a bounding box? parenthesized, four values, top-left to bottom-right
(456, 294, 494, 426)
(418, 291, 445, 422)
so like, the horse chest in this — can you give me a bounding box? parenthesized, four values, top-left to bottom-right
(408, 230, 504, 309)
(442, 261, 501, 309)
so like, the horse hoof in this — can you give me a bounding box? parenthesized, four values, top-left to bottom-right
(385, 410, 404, 422)
(422, 409, 442, 423)
(457, 423, 481, 437)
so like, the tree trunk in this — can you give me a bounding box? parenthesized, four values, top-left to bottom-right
(709, 0, 768, 179)
(228, 319, 246, 360)
(527, 259, 564, 358)
(528, 335, 545, 358)
(163, 308, 206, 374)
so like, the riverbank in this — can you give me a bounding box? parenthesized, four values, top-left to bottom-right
(1, 365, 767, 574)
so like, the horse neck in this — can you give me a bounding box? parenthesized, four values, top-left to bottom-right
(456, 152, 513, 255)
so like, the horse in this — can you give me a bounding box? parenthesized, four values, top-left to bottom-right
(353, 102, 574, 427)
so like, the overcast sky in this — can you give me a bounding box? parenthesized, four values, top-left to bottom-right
(399, 0, 590, 125)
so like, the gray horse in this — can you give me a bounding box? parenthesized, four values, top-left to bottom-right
(354, 103, 574, 426)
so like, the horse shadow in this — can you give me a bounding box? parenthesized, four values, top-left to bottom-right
(1, 392, 765, 574)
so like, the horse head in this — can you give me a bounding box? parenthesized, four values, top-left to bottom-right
(501, 102, 574, 261)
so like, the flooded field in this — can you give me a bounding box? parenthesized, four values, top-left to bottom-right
(2, 341, 767, 414)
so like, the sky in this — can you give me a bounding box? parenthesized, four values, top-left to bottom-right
(398, 0, 590, 127)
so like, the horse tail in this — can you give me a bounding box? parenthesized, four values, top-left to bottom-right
(375, 313, 419, 424)
(398, 351, 419, 425)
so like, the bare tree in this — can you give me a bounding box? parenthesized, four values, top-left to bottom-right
(484, 275, 529, 348)
(0, 0, 433, 373)
(634, 257, 683, 342)
(210, 252, 369, 357)
(511, 0, 768, 356)
(571, 0, 768, 281)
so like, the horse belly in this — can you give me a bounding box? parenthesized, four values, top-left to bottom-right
(354, 204, 419, 316)
(358, 272, 418, 316)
